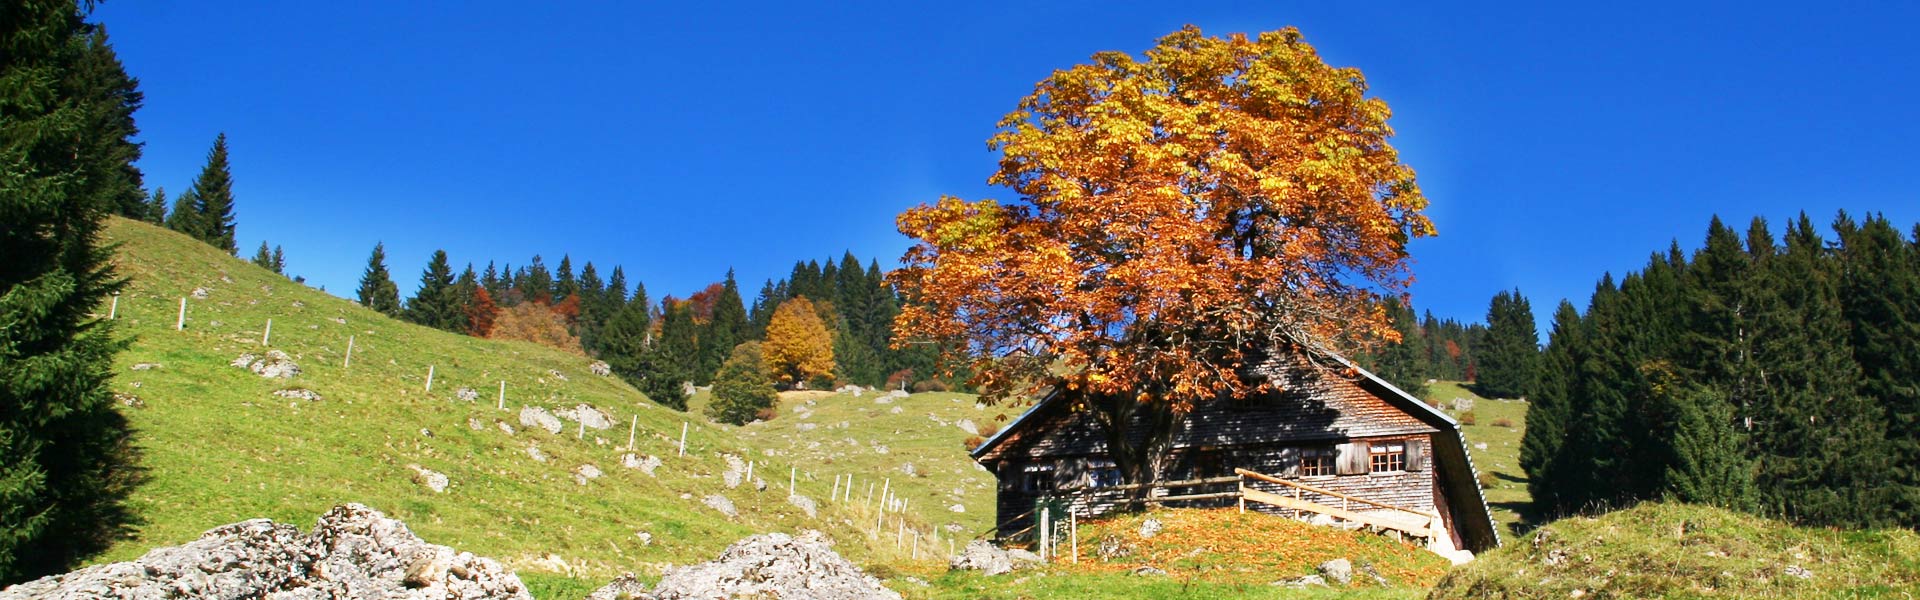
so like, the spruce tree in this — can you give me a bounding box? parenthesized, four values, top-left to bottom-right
(356, 242, 402, 316)
(600, 291, 654, 380)
(481, 261, 505, 301)
(555, 255, 577, 304)
(1522, 300, 1581, 513)
(0, 1, 142, 582)
(251, 241, 274, 270)
(69, 25, 146, 220)
(144, 187, 166, 223)
(270, 245, 284, 275)
(164, 187, 198, 237)
(520, 255, 553, 304)
(1836, 213, 1920, 524)
(576, 262, 607, 352)
(748, 279, 780, 339)
(187, 133, 237, 254)
(406, 250, 461, 332)
(696, 270, 749, 386)
(1477, 289, 1540, 399)
(658, 299, 700, 389)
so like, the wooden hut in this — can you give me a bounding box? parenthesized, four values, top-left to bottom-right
(970, 351, 1501, 556)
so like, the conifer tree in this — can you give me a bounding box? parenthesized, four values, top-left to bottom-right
(1477, 289, 1540, 399)
(0, 2, 142, 581)
(406, 250, 461, 332)
(520, 256, 553, 304)
(1647, 362, 1754, 509)
(1363, 297, 1429, 397)
(481, 261, 505, 300)
(696, 270, 749, 386)
(1836, 213, 1920, 523)
(270, 245, 284, 275)
(658, 298, 700, 390)
(356, 242, 401, 316)
(164, 187, 198, 237)
(68, 25, 146, 220)
(555, 255, 577, 304)
(748, 279, 779, 339)
(1521, 300, 1581, 513)
(187, 133, 237, 254)
(708, 342, 777, 425)
(251, 241, 274, 270)
(576, 262, 607, 351)
(144, 187, 166, 223)
(453, 263, 479, 325)
(600, 291, 654, 380)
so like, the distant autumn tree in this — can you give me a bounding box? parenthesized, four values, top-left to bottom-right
(466, 286, 499, 337)
(892, 26, 1433, 489)
(764, 297, 835, 387)
(489, 302, 583, 354)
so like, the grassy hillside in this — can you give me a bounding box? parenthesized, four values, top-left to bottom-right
(94, 218, 992, 583)
(1422, 381, 1530, 538)
(1430, 502, 1920, 598)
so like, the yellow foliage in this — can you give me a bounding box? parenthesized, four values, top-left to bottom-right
(762, 297, 834, 386)
(487, 302, 583, 355)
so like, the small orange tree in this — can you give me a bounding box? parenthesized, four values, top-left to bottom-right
(763, 297, 835, 387)
(892, 26, 1433, 491)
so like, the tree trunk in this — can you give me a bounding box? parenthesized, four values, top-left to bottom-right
(1087, 388, 1182, 511)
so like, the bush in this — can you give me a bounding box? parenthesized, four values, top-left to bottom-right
(963, 436, 986, 451)
(978, 422, 1000, 439)
(911, 379, 949, 393)
(488, 302, 583, 354)
(754, 407, 778, 422)
(1459, 411, 1478, 426)
(707, 342, 778, 426)
(1477, 471, 1497, 489)
(1491, 417, 1514, 428)
(884, 369, 915, 391)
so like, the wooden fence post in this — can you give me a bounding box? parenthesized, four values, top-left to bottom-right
(789, 467, 796, 495)
(677, 422, 687, 457)
(176, 297, 186, 330)
(108, 294, 118, 320)
(344, 335, 354, 369)
(880, 478, 891, 512)
(746, 460, 754, 484)
(627, 415, 636, 450)
(1040, 508, 1051, 562)
(425, 366, 434, 392)
(1071, 511, 1078, 564)
(498, 381, 506, 410)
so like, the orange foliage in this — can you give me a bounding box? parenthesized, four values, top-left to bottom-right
(488, 301, 583, 355)
(892, 25, 1432, 410)
(684, 282, 725, 324)
(762, 297, 835, 385)
(551, 294, 582, 325)
(466, 286, 498, 337)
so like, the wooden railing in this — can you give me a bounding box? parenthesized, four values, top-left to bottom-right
(1234, 468, 1444, 542)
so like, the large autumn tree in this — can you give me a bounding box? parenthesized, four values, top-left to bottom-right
(892, 26, 1432, 490)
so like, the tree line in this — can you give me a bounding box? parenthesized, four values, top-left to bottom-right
(1513, 213, 1920, 529)
(350, 246, 949, 424)
(1355, 298, 1488, 399)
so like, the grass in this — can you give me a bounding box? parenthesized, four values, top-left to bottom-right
(1430, 502, 1920, 599)
(93, 218, 1002, 589)
(1423, 381, 1531, 539)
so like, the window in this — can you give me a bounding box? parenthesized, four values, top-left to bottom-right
(1370, 442, 1407, 473)
(1299, 447, 1335, 477)
(1019, 465, 1055, 493)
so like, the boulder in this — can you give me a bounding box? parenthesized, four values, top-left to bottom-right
(408, 465, 449, 493)
(130, 362, 161, 371)
(527, 445, 548, 463)
(703, 495, 738, 519)
(1139, 518, 1163, 539)
(956, 419, 979, 436)
(1131, 566, 1168, 577)
(949, 540, 1039, 576)
(589, 361, 613, 377)
(1318, 558, 1353, 585)
(519, 406, 564, 434)
(787, 494, 817, 518)
(274, 388, 322, 402)
(574, 464, 603, 485)
(1450, 397, 1474, 412)
(456, 387, 480, 402)
(232, 350, 301, 379)
(556, 403, 613, 430)
(191, 286, 210, 299)
(650, 531, 898, 600)
(623, 453, 662, 477)
(0, 504, 529, 600)
(588, 573, 649, 600)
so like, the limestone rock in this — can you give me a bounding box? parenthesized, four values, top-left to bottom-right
(1139, 518, 1163, 539)
(0, 503, 529, 600)
(557, 403, 613, 430)
(703, 494, 738, 519)
(623, 453, 662, 477)
(1318, 558, 1353, 585)
(589, 361, 613, 377)
(233, 350, 301, 379)
(274, 388, 322, 402)
(497, 421, 516, 436)
(527, 445, 548, 463)
(130, 362, 161, 371)
(787, 493, 817, 518)
(1131, 566, 1168, 577)
(457, 387, 480, 402)
(949, 504, 966, 513)
(949, 540, 1039, 576)
(588, 573, 649, 600)
(574, 464, 603, 485)
(520, 406, 564, 434)
(650, 531, 898, 600)
(191, 286, 210, 299)
(408, 465, 449, 493)
(956, 419, 979, 436)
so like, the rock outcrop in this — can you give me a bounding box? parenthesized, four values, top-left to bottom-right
(649, 531, 898, 600)
(519, 405, 564, 434)
(949, 540, 1040, 576)
(0, 504, 529, 600)
(232, 350, 301, 379)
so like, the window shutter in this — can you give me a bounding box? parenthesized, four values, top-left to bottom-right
(1406, 438, 1428, 471)
(1336, 442, 1367, 475)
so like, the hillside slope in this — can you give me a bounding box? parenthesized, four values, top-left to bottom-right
(94, 218, 992, 584)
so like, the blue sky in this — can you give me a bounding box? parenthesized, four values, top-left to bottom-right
(94, 1, 1920, 334)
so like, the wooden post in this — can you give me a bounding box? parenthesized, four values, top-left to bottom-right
(498, 381, 506, 410)
(880, 479, 891, 512)
(176, 297, 186, 330)
(677, 422, 687, 457)
(1040, 508, 1051, 562)
(874, 509, 883, 538)
(845, 474, 854, 503)
(746, 460, 754, 484)
(262, 319, 272, 346)
(626, 415, 636, 449)
(577, 418, 584, 440)
(1071, 511, 1078, 564)
(108, 294, 118, 320)
(344, 336, 354, 369)
(1238, 481, 1246, 514)
(425, 366, 434, 392)
(866, 482, 874, 508)
(897, 518, 905, 549)
(912, 530, 920, 560)
(789, 467, 796, 495)
(831, 474, 841, 501)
